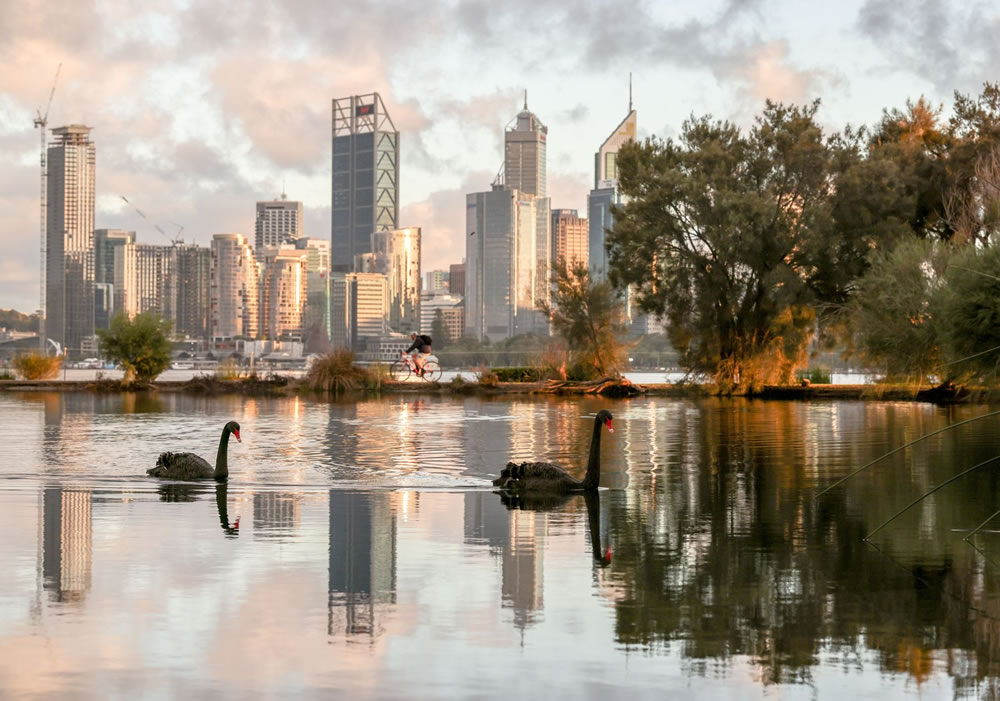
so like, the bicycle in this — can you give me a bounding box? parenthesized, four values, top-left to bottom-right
(389, 352, 442, 382)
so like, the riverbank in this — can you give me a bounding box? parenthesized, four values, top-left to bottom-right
(1, 376, 996, 403)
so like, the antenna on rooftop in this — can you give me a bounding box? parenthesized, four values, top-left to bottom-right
(629, 72, 633, 112)
(524, 89, 528, 110)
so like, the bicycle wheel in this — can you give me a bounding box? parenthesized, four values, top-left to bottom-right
(389, 360, 411, 382)
(421, 360, 442, 382)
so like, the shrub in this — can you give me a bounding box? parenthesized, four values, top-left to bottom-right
(475, 365, 499, 388)
(97, 312, 172, 384)
(0, 369, 14, 380)
(14, 353, 61, 380)
(796, 367, 832, 384)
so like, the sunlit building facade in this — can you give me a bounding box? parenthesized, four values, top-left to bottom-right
(258, 247, 308, 340)
(331, 93, 399, 272)
(370, 227, 421, 335)
(551, 208, 589, 269)
(94, 228, 134, 327)
(588, 107, 636, 281)
(296, 237, 332, 342)
(210, 234, 259, 339)
(172, 243, 211, 340)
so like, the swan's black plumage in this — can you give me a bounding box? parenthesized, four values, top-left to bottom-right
(493, 410, 613, 493)
(148, 421, 241, 481)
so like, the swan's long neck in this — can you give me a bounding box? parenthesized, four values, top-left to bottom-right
(214, 427, 231, 481)
(581, 416, 604, 490)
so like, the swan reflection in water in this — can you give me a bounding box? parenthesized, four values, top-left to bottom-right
(497, 489, 612, 568)
(156, 483, 240, 537)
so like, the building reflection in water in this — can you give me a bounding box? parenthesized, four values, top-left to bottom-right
(253, 492, 301, 539)
(41, 487, 93, 603)
(328, 491, 397, 640)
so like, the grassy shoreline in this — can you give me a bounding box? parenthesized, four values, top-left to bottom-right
(0, 377, 995, 403)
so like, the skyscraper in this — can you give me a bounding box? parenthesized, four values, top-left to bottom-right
(588, 106, 636, 281)
(424, 269, 449, 294)
(329, 272, 389, 351)
(465, 186, 539, 342)
(331, 93, 399, 272)
(505, 97, 551, 330)
(255, 193, 303, 250)
(370, 227, 421, 334)
(551, 209, 589, 269)
(46, 125, 96, 356)
(210, 234, 259, 339)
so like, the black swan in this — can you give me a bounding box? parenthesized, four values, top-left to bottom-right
(498, 490, 612, 566)
(147, 421, 241, 481)
(493, 410, 613, 492)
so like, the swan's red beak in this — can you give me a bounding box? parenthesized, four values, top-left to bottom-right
(233, 429, 241, 443)
(604, 547, 613, 563)
(233, 517, 240, 530)
(605, 419, 613, 433)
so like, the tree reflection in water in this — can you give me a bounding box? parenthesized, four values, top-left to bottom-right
(596, 400, 1000, 692)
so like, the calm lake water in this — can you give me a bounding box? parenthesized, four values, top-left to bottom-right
(3, 392, 1000, 699)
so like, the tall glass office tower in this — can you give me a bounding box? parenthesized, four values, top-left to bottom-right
(331, 93, 399, 273)
(588, 108, 636, 282)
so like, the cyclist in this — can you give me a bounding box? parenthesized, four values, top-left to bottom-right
(403, 332, 433, 376)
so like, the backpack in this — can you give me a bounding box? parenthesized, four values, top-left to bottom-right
(421, 334, 433, 346)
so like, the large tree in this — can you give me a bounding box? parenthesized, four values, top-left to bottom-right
(97, 313, 173, 384)
(610, 101, 856, 389)
(538, 261, 628, 378)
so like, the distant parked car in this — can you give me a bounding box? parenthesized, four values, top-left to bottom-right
(170, 361, 194, 370)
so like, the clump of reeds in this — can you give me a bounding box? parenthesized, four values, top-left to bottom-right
(305, 349, 370, 393)
(14, 353, 61, 380)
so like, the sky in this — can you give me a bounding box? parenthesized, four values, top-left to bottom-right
(1, 0, 999, 313)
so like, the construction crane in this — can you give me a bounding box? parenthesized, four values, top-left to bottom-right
(34, 63, 61, 351)
(119, 195, 185, 245)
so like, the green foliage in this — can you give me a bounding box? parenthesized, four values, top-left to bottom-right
(214, 359, 244, 381)
(0, 369, 14, 380)
(96, 313, 172, 384)
(430, 309, 450, 347)
(492, 367, 542, 382)
(538, 260, 629, 378)
(611, 101, 841, 390)
(846, 238, 948, 381)
(796, 367, 832, 384)
(939, 244, 1000, 381)
(13, 353, 61, 380)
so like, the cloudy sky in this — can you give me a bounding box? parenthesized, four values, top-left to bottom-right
(1, 0, 998, 313)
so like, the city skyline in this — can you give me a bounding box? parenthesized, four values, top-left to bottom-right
(2, 1, 1000, 313)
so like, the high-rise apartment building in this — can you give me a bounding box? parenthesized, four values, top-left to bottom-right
(331, 93, 399, 272)
(588, 107, 636, 281)
(258, 246, 308, 340)
(465, 186, 540, 342)
(132, 243, 175, 319)
(370, 227, 421, 334)
(210, 234, 259, 339)
(172, 244, 211, 340)
(255, 194, 303, 250)
(551, 209, 589, 269)
(46, 125, 96, 355)
(449, 262, 466, 297)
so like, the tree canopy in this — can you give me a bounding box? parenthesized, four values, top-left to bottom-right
(97, 313, 173, 384)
